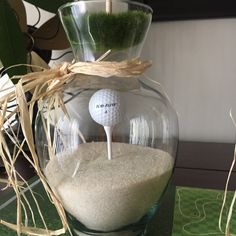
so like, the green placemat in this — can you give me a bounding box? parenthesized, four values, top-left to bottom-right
(0, 178, 70, 236)
(1, 179, 236, 235)
(172, 187, 236, 236)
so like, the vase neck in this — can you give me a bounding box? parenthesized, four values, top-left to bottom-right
(71, 40, 146, 62)
(59, 0, 152, 62)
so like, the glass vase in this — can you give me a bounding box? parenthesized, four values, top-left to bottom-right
(35, 1, 178, 236)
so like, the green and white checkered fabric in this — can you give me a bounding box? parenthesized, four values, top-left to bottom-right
(173, 187, 236, 236)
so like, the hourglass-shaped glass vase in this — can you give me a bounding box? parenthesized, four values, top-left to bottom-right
(35, 1, 178, 236)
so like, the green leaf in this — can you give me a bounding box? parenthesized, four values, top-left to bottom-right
(0, 0, 27, 79)
(24, 0, 73, 13)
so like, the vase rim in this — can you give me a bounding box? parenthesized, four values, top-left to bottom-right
(58, 0, 153, 15)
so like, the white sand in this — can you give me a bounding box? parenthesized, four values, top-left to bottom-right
(45, 142, 173, 231)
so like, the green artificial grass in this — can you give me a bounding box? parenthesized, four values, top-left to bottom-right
(62, 10, 151, 52)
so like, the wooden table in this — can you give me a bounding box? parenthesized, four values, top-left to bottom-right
(173, 141, 235, 190)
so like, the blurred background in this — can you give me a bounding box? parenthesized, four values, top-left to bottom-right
(12, 1, 236, 143)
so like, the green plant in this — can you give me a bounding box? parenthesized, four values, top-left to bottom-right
(0, 0, 73, 80)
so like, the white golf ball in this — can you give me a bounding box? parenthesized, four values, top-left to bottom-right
(89, 89, 122, 127)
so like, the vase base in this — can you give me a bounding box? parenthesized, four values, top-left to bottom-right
(72, 228, 147, 236)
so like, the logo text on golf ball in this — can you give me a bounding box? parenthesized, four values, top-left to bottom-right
(96, 103, 117, 108)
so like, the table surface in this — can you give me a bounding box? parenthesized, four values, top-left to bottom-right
(0, 141, 235, 235)
(173, 141, 236, 190)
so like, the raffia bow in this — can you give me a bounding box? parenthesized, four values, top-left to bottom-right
(0, 58, 151, 106)
(59, 58, 152, 78)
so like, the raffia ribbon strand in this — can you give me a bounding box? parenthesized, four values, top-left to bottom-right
(0, 58, 151, 106)
(67, 58, 152, 78)
(2, 57, 150, 92)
